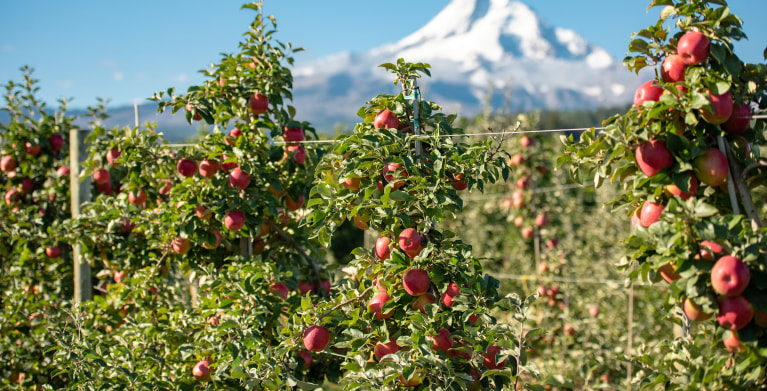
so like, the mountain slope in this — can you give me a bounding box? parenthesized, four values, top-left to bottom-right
(291, 0, 646, 127)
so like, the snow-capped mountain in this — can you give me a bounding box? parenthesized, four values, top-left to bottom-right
(291, 0, 646, 127)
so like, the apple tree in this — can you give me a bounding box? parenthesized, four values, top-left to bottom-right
(559, 0, 767, 387)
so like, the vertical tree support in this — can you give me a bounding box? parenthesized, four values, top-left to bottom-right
(70, 128, 92, 303)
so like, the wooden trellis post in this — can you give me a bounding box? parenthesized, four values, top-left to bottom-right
(70, 128, 92, 303)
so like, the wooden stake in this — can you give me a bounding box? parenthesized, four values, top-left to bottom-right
(70, 128, 92, 303)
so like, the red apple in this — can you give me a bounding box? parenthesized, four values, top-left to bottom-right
(45, 245, 61, 259)
(49, 133, 64, 151)
(515, 176, 531, 189)
(664, 172, 698, 200)
(677, 31, 710, 65)
(639, 200, 664, 227)
(1, 155, 17, 172)
(192, 360, 212, 382)
(285, 194, 305, 211)
(57, 166, 70, 176)
(699, 240, 726, 261)
(106, 148, 121, 166)
(717, 295, 754, 330)
(635, 140, 673, 178)
(700, 90, 733, 124)
(634, 80, 664, 108)
(221, 154, 238, 172)
(5, 189, 19, 205)
(342, 177, 361, 191)
(382, 162, 407, 190)
(303, 325, 330, 352)
(441, 282, 461, 307)
(658, 262, 680, 283)
(508, 154, 525, 167)
(225, 128, 242, 146)
(269, 282, 289, 300)
(224, 210, 245, 231)
(198, 160, 220, 178)
(683, 298, 712, 321)
(589, 305, 600, 318)
(374, 109, 400, 130)
(449, 173, 468, 191)
(185, 104, 203, 121)
(723, 332, 746, 353)
(296, 350, 313, 369)
(483, 345, 507, 370)
(402, 269, 430, 296)
(202, 230, 221, 250)
(723, 102, 751, 135)
(534, 213, 549, 227)
(195, 205, 212, 220)
(398, 228, 423, 258)
(128, 189, 147, 205)
(521, 227, 534, 239)
(286, 145, 306, 164)
(368, 292, 394, 320)
(513, 216, 523, 227)
(172, 237, 190, 254)
(19, 178, 34, 194)
(114, 270, 127, 284)
(711, 255, 750, 297)
(93, 169, 110, 185)
(661, 54, 687, 82)
(298, 281, 314, 295)
(248, 93, 269, 115)
(375, 236, 391, 261)
(177, 158, 197, 177)
(25, 142, 41, 156)
(520, 136, 534, 147)
(412, 292, 436, 314)
(694, 148, 728, 187)
(432, 328, 453, 354)
(374, 337, 401, 361)
(284, 126, 304, 146)
(538, 262, 549, 274)
(229, 167, 251, 190)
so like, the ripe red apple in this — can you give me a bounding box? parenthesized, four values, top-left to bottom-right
(106, 148, 121, 166)
(221, 154, 238, 172)
(483, 345, 507, 370)
(375, 236, 391, 261)
(202, 230, 221, 250)
(45, 245, 61, 259)
(177, 158, 197, 178)
(546, 237, 559, 249)
(296, 350, 313, 369)
(515, 176, 531, 189)
(635, 140, 673, 178)
(198, 160, 220, 178)
(398, 228, 423, 258)
(297, 281, 314, 295)
(224, 210, 245, 231)
(352, 214, 368, 230)
(683, 298, 712, 321)
(192, 360, 212, 382)
(432, 328, 453, 354)
(57, 166, 70, 176)
(534, 213, 549, 227)
(402, 269, 430, 296)
(374, 337, 401, 361)
(449, 173, 468, 191)
(589, 305, 600, 317)
(382, 162, 407, 190)
(441, 282, 461, 307)
(49, 133, 64, 151)
(195, 205, 212, 220)
(661, 54, 687, 82)
(639, 200, 664, 228)
(538, 262, 549, 274)
(4, 189, 19, 205)
(634, 80, 664, 108)
(303, 325, 330, 352)
(508, 154, 525, 166)
(269, 282, 289, 300)
(286, 145, 306, 164)
(700, 90, 733, 124)
(723, 332, 746, 353)
(285, 194, 305, 211)
(521, 227, 534, 239)
(128, 189, 147, 205)
(520, 136, 534, 147)
(677, 31, 710, 65)
(694, 148, 728, 187)
(25, 142, 41, 156)
(711, 255, 750, 297)
(1, 155, 17, 172)
(723, 102, 751, 135)
(717, 295, 754, 330)
(374, 109, 400, 130)
(185, 104, 203, 121)
(172, 237, 190, 254)
(19, 178, 34, 194)
(368, 292, 394, 320)
(342, 177, 361, 191)
(412, 292, 436, 314)
(248, 93, 269, 115)
(664, 172, 698, 200)
(513, 216, 523, 227)
(284, 126, 304, 146)
(658, 262, 680, 283)
(93, 169, 110, 185)
(225, 128, 242, 146)
(229, 167, 251, 190)
(699, 240, 726, 261)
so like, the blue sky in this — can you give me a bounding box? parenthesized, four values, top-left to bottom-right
(1, 0, 764, 109)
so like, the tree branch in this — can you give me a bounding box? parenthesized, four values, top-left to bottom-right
(720, 137, 762, 230)
(318, 286, 373, 321)
(268, 220, 328, 298)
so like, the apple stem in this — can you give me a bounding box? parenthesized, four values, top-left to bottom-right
(318, 286, 373, 321)
(718, 136, 762, 230)
(268, 220, 329, 298)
